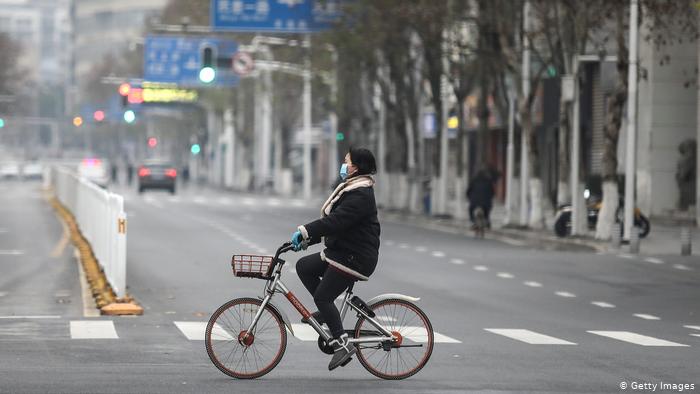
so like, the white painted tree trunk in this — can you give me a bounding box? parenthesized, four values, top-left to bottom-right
(455, 177, 466, 220)
(506, 177, 521, 226)
(557, 181, 570, 207)
(574, 181, 588, 234)
(528, 178, 546, 229)
(595, 181, 619, 239)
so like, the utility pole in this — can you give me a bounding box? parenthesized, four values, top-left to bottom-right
(520, 0, 531, 226)
(624, 0, 639, 241)
(302, 34, 312, 199)
(570, 58, 582, 235)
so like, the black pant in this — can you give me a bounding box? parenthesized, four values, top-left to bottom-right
(296, 252, 355, 338)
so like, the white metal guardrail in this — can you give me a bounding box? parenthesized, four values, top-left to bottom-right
(48, 166, 127, 298)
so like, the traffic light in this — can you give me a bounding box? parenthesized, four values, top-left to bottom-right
(190, 143, 201, 155)
(147, 137, 158, 148)
(336, 132, 345, 141)
(123, 110, 136, 124)
(73, 116, 83, 127)
(93, 110, 105, 122)
(199, 46, 216, 84)
(0, 118, 4, 128)
(119, 83, 130, 108)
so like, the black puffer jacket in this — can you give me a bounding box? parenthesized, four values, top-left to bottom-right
(299, 176, 380, 280)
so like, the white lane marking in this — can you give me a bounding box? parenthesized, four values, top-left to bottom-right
(450, 258, 465, 265)
(0, 291, 7, 297)
(0, 315, 61, 319)
(691, 334, 700, 338)
(618, 254, 634, 260)
(591, 301, 616, 308)
(431, 251, 445, 258)
(217, 197, 232, 205)
(174, 321, 232, 341)
(168, 197, 180, 203)
(523, 281, 542, 288)
(384, 240, 395, 246)
(267, 198, 281, 206)
(497, 272, 514, 279)
(415, 246, 427, 252)
(634, 314, 660, 321)
(644, 257, 664, 265)
(70, 321, 119, 339)
(193, 197, 207, 205)
(555, 291, 576, 298)
(289, 324, 461, 343)
(485, 329, 576, 345)
(587, 331, 688, 347)
(290, 324, 322, 341)
(500, 238, 527, 247)
(242, 198, 256, 206)
(673, 264, 692, 271)
(143, 196, 164, 209)
(0, 250, 24, 255)
(291, 200, 305, 207)
(473, 265, 489, 272)
(398, 243, 409, 249)
(684, 325, 700, 331)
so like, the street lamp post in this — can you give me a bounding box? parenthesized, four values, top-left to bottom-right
(624, 0, 640, 242)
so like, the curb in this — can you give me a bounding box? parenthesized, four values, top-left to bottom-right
(48, 193, 143, 316)
(380, 211, 604, 253)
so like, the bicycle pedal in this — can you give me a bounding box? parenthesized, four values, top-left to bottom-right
(340, 357, 353, 367)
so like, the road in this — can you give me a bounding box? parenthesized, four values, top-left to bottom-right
(1, 180, 699, 393)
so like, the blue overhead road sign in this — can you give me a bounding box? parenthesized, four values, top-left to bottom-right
(211, 0, 342, 33)
(144, 36, 240, 87)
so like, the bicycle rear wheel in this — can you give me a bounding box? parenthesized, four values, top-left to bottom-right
(205, 297, 287, 379)
(354, 299, 434, 380)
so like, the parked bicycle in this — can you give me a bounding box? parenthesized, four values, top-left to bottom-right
(205, 241, 434, 380)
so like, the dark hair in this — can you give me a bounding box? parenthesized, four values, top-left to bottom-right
(348, 147, 377, 175)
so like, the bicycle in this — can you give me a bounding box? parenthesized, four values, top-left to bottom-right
(473, 206, 487, 239)
(205, 242, 434, 380)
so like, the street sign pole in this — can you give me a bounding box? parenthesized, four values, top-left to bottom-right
(624, 0, 639, 241)
(303, 34, 312, 199)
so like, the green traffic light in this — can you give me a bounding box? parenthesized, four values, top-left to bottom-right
(123, 110, 136, 123)
(199, 67, 216, 84)
(0, 118, 4, 128)
(191, 143, 201, 155)
(336, 132, 345, 141)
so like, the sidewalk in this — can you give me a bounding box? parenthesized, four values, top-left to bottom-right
(380, 203, 700, 258)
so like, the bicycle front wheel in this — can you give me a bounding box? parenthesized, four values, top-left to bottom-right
(205, 297, 287, 379)
(354, 299, 434, 380)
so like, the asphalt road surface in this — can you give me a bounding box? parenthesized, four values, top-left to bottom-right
(1, 181, 699, 393)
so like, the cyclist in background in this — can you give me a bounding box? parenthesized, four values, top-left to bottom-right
(467, 168, 496, 229)
(290, 147, 381, 371)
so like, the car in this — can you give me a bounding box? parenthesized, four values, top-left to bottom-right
(137, 161, 177, 194)
(78, 158, 109, 188)
(21, 162, 43, 180)
(0, 162, 21, 179)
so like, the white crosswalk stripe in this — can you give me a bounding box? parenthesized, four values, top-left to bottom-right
(684, 325, 700, 331)
(485, 329, 576, 345)
(591, 301, 615, 308)
(70, 321, 118, 339)
(174, 321, 231, 341)
(587, 331, 688, 347)
(634, 314, 660, 321)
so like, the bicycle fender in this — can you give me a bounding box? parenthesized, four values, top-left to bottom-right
(257, 297, 295, 336)
(366, 293, 420, 305)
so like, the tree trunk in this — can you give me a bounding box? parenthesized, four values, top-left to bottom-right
(595, 8, 629, 240)
(557, 100, 571, 206)
(521, 98, 546, 229)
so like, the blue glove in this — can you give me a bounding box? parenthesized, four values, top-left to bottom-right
(291, 230, 303, 251)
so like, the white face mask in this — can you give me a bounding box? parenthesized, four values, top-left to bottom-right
(340, 163, 349, 180)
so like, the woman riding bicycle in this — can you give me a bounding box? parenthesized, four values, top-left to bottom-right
(291, 147, 380, 371)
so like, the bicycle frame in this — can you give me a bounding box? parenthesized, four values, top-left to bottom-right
(242, 243, 396, 346)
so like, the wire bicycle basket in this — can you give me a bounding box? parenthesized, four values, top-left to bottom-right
(231, 254, 275, 279)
